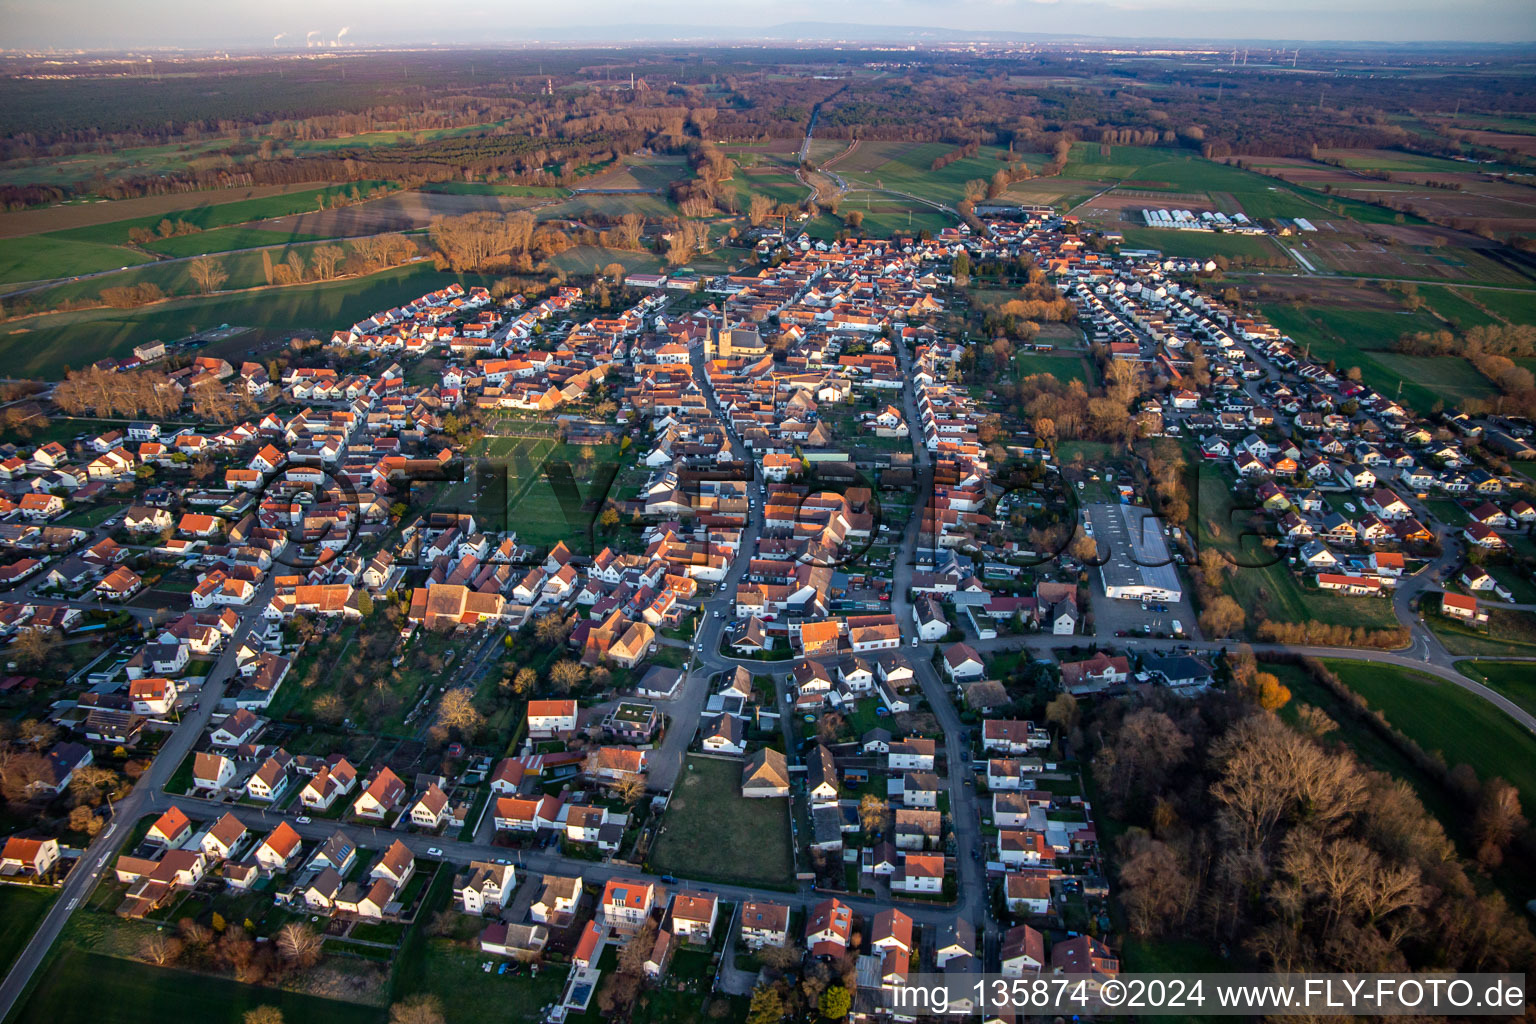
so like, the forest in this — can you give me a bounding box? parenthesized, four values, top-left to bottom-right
(1089, 653, 1535, 978)
(4, 46, 1534, 209)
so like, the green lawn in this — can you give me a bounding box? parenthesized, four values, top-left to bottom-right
(0, 886, 54, 976)
(1457, 661, 1536, 718)
(11, 949, 384, 1024)
(396, 941, 563, 1024)
(1321, 659, 1536, 809)
(1473, 288, 1536, 324)
(0, 263, 491, 379)
(649, 755, 794, 888)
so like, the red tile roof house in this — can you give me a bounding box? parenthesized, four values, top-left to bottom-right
(1050, 935, 1119, 980)
(601, 878, 657, 935)
(1440, 592, 1489, 624)
(253, 822, 304, 873)
(804, 897, 853, 959)
(666, 891, 719, 943)
(738, 900, 790, 949)
(526, 699, 578, 738)
(1, 836, 60, 878)
(147, 806, 193, 848)
(352, 767, 407, 821)
(409, 783, 451, 830)
(370, 839, 416, 890)
(1001, 923, 1046, 976)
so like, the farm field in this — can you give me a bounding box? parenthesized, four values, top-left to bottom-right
(0, 235, 150, 287)
(837, 194, 956, 237)
(576, 153, 690, 192)
(416, 182, 568, 198)
(1320, 659, 1536, 809)
(1418, 285, 1501, 328)
(0, 183, 336, 240)
(1472, 287, 1536, 324)
(1458, 661, 1536, 718)
(42, 182, 395, 247)
(834, 140, 1015, 205)
(0, 886, 54, 976)
(1258, 302, 1492, 413)
(12, 949, 384, 1024)
(15, 237, 424, 312)
(0, 262, 488, 379)
(141, 226, 326, 258)
(649, 755, 794, 889)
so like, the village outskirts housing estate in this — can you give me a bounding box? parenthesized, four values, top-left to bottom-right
(2, 195, 1536, 1024)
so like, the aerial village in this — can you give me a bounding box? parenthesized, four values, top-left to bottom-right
(2, 204, 1534, 1022)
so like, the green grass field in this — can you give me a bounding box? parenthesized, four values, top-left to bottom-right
(1472, 287, 1536, 324)
(1115, 226, 1290, 263)
(397, 941, 563, 1024)
(1260, 302, 1495, 413)
(546, 245, 664, 276)
(440, 437, 624, 553)
(649, 755, 794, 888)
(1193, 465, 1400, 631)
(0, 886, 54, 976)
(1065, 144, 1422, 226)
(417, 182, 568, 198)
(142, 226, 327, 258)
(18, 238, 398, 312)
(0, 262, 488, 379)
(11, 949, 384, 1024)
(836, 140, 1015, 205)
(0, 235, 151, 286)
(1458, 661, 1536, 718)
(43, 182, 394, 247)
(1321, 659, 1536, 809)
(1428, 608, 1536, 658)
(1013, 352, 1091, 385)
(1419, 285, 1501, 329)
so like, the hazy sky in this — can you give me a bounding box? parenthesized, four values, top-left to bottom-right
(1, 0, 1531, 47)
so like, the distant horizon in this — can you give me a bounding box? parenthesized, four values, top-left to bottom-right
(0, 1, 1532, 49)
